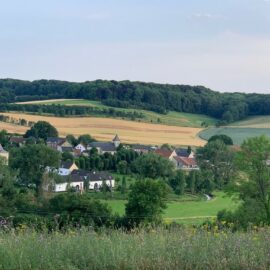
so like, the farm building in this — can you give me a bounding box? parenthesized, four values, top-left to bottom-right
(9, 136, 26, 146)
(175, 148, 195, 158)
(58, 161, 78, 176)
(54, 170, 115, 192)
(47, 137, 73, 152)
(132, 144, 155, 154)
(172, 156, 199, 171)
(154, 149, 177, 161)
(75, 143, 87, 154)
(88, 134, 121, 155)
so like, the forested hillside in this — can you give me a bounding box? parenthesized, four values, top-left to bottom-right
(0, 79, 269, 124)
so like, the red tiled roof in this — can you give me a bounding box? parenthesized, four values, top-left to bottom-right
(155, 149, 174, 158)
(174, 156, 197, 166)
(9, 137, 25, 144)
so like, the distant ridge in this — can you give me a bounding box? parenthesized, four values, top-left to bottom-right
(0, 78, 270, 124)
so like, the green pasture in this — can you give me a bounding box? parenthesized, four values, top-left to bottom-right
(199, 127, 270, 145)
(231, 115, 270, 128)
(102, 192, 239, 224)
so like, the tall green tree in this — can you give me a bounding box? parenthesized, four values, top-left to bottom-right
(169, 170, 186, 195)
(9, 144, 60, 193)
(125, 179, 168, 224)
(208, 134, 233, 145)
(197, 140, 235, 188)
(0, 130, 9, 147)
(0, 159, 17, 216)
(132, 153, 174, 179)
(233, 136, 270, 224)
(25, 121, 58, 141)
(78, 134, 95, 145)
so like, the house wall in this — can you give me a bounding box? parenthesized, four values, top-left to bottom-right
(54, 181, 84, 192)
(89, 180, 115, 190)
(70, 181, 84, 191)
(172, 158, 199, 171)
(75, 144, 86, 153)
(54, 183, 68, 192)
(70, 163, 79, 171)
(169, 150, 177, 161)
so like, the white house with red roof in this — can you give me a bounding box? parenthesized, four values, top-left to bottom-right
(172, 156, 199, 171)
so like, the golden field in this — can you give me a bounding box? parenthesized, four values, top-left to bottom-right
(0, 112, 205, 146)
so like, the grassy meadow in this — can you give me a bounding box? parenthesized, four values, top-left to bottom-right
(102, 192, 239, 224)
(0, 228, 269, 270)
(16, 99, 218, 128)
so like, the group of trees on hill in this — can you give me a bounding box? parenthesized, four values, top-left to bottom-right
(0, 103, 144, 119)
(1, 79, 270, 123)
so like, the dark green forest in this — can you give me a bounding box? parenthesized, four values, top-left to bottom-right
(0, 78, 269, 123)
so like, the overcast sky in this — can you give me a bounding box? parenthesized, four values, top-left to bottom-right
(1, 0, 270, 93)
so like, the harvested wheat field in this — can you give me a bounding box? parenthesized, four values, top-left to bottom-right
(0, 122, 28, 134)
(0, 113, 205, 146)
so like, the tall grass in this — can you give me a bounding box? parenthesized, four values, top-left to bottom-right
(0, 227, 269, 270)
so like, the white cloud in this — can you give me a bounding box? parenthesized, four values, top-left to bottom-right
(189, 13, 227, 20)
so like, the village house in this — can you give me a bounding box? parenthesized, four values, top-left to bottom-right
(9, 136, 26, 146)
(74, 143, 87, 154)
(58, 161, 78, 176)
(132, 144, 155, 154)
(87, 135, 121, 155)
(154, 149, 177, 161)
(47, 137, 73, 153)
(54, 176, 84, 193)
(0, 144, 9, 165)
(54, 169, 115, 192)
(175, 148, 195, 158)
(88, 171, 115, 190)
(172, 156, 199, 171)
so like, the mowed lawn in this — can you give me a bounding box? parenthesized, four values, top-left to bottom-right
(199, 127, 270, 145)
(103, 192, 239, 224)
(16, 99, 218, 128)
(1, 112, 205, 146)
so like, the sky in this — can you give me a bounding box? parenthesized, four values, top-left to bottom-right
(1, 0, 270, 93)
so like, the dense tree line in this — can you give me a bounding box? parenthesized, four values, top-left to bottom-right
(1, 79, 270, 123)
(0, 103, 144, 119)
